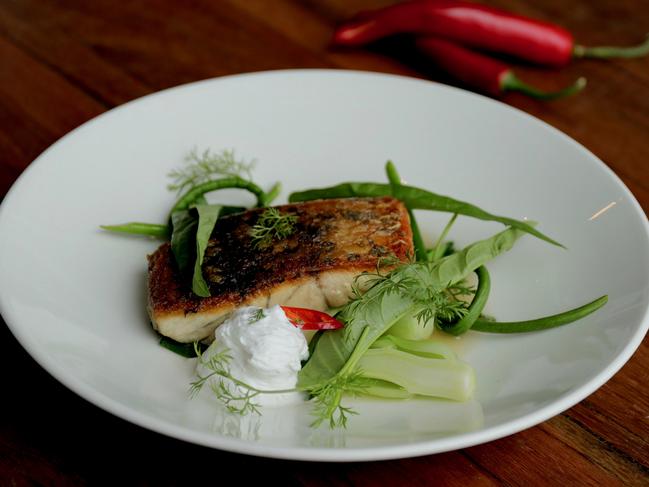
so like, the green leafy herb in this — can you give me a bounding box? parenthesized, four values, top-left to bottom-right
(307, 370, 367, 429)
(304, 326, 375, 428)
(191, 204, 222, 297)
(190, 342, 301, 416)
(250, 208, 297, 248)
(170, 204, 222, 297)
(170, 209, 198, 274)
(190, 343, 260, 415)
(168, 148, 256, 195)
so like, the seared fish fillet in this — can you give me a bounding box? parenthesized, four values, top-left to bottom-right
(147, 196, 413, 342)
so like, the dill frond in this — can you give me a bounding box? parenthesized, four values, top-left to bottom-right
(250, 208, 297, 248)
(190, 342, 299, 417)
(210, 380, 262, 416)
(308, 369, 369, 429)
(168, 148, 256, 194)
(248, 307, 266, 324)
(340, 257, 477, 343)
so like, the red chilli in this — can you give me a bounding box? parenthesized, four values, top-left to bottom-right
(415, 37, 586, 99)
(333, 0, 649, 68)
(280, 306, 344, 331)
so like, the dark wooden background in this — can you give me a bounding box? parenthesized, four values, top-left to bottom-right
(1, 1, 647, 485)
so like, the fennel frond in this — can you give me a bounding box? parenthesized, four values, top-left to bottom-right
(250, 208, 297, 248)
(168, 148, 256, 195)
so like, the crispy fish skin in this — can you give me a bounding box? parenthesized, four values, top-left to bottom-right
(147, 196, 413, 342)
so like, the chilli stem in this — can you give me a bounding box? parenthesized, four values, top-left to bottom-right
(573, 34, 649, 59)
(501, 72, 586, 100)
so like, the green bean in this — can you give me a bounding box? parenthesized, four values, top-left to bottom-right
(472, 295, 608, 333)
(100, 222, 169, 239)
(439, 266, 491, 336)
(385, 161, 426, 261)
(170, 177, 268, 214)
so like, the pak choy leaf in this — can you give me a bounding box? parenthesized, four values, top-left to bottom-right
(170, 204, 222, 297)
(288, 181, 562, 248)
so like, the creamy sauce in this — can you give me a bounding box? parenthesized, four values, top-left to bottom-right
(197, 305, 309, 407)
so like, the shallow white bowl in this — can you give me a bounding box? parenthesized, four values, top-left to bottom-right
(0, 70, 647, 461)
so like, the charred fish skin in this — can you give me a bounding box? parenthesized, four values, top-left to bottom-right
(147, 197, 413, 342)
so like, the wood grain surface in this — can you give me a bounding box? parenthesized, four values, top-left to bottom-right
(1, 1, 647, 485)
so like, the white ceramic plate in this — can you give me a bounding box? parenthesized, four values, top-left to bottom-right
(1, 70, 647, 462)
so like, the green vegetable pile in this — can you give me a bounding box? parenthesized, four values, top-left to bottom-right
(102, 149, 607, 429)
(102, 149, 283, 297)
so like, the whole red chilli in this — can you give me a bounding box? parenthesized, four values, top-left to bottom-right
(415, 37, 586, 99)
(333, 0, 649, 67)
(416, 37, 504, 96)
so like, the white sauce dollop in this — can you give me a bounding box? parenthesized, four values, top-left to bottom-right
(197, 305, 309, 407)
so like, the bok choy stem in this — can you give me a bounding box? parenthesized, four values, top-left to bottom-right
(356, 348, 475, 401)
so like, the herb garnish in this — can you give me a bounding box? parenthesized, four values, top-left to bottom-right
(191, 343, 262, 416)
(191, 342, 298, 417)
(343, 256, 473, 343)
(250, 208, 297, 248)
(102, 151, 609, 429)
(248, 308, 266, 324)
(168, 148, 256, 195)
(190, 328, 373, 428)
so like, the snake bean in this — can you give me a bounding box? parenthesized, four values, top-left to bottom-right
(439, 266, 491, 336)
(472, 295, 608, 333)
(385, 161, 426, 261)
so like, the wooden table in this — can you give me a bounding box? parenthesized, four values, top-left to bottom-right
(1, 1, 647, 484)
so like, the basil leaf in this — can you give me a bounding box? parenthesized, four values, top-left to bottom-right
(191, 204, 222, 297)
(170, 209, 198, 274)
(170, 204, 222, 297)
(289, 182, 562, 248)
